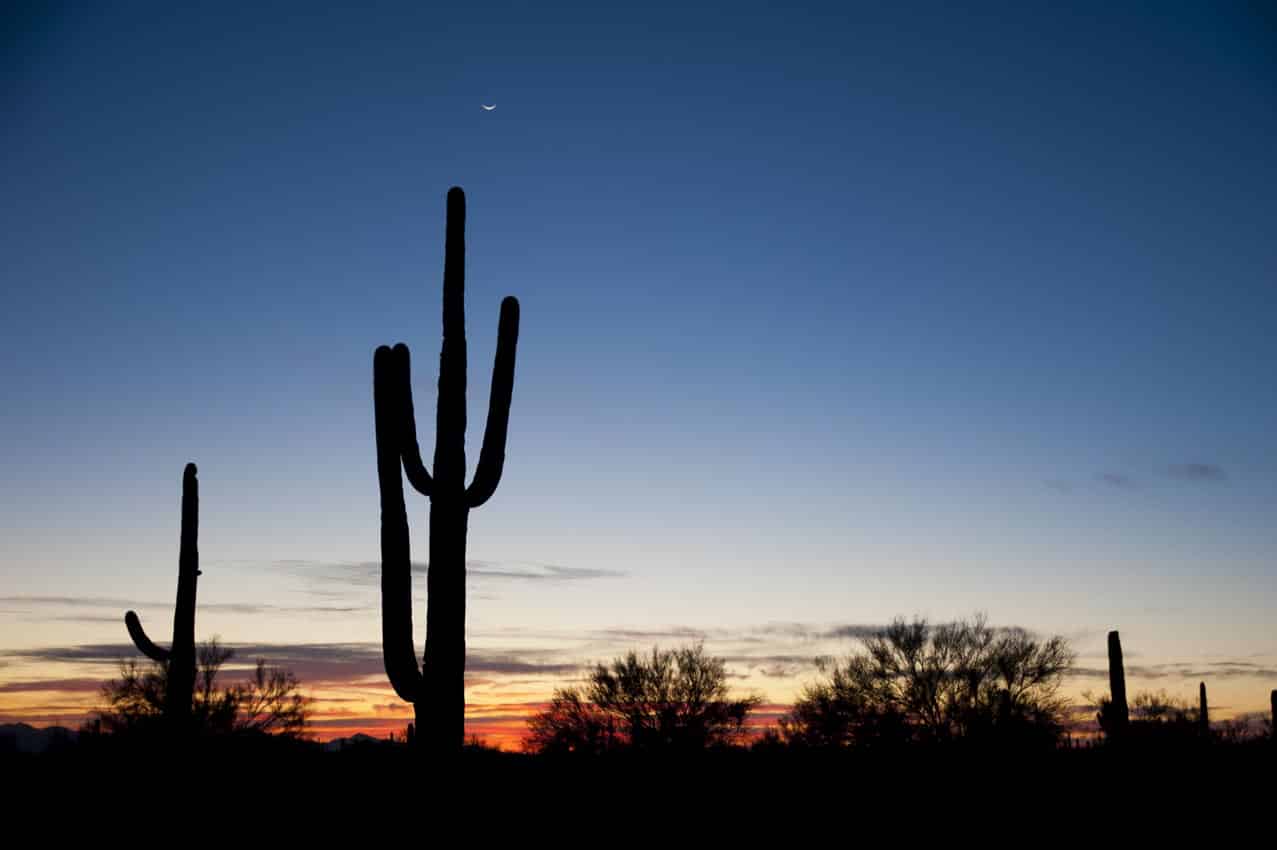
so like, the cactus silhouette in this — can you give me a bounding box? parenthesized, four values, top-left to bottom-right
(1198, 681, 1209, 736)
(123, 463, 201, 728)
(1104, 630, 1129, 740)
(373, 187, 520, 753)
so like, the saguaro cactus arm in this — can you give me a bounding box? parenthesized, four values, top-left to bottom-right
(124, 610, 170, 663)
(467, 296, 520, 509)
(391, 344, 433, 497)
(374, 345, 424, 703)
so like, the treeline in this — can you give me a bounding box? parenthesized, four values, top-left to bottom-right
(522, 617, 1276, 756)
(56, 613, 1273, 758)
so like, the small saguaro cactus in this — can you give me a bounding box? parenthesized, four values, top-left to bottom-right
(1104, 630, 1129, 740)
(1198, 681, 1210, 736)
(123, 463, 201, 727)
(373, 187, 520, 753)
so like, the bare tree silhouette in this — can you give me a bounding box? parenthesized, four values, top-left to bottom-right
(99, 638, 308, 738)
(526, 644, 761, 755)
(778, 615, 1074, 749)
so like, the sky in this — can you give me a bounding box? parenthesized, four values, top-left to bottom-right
(2, 1, 1275, 746)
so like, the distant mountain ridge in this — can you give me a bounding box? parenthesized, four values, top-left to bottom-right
(321, 733, 393, 752)
(0, 724, 414, 754)
(0, 723, 78, 754)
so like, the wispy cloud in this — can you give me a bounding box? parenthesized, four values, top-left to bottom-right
(1, 642, 581, 687)
(1099, 472, 1132, 488)
(723, 654, 823, 669)
(470, 562, 626, 582)
(1167, 463, 1227, 482)
(266, 559, 626, 592)
(466, 653, 580, 677)
(0, 677, 104, 694)
(821, 624, 887, 640)
(756, 663, 812, 678)
(0, 596, 365, 617)
(43, 616, 132, 624)
(591, 626, 712, 642)
(0, 596, 141, 609)
(1051, 462, 1230, 492)
(1070, 660, 1277, 680)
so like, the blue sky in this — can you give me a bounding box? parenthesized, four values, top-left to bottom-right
(2, 2, 1275, 728)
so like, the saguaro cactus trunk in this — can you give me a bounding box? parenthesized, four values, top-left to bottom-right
(123, 463, 200, 728)
(1106, 630, 1129, 739)
(1198, 681, 1209, 736)
(374, 187, 520, 753)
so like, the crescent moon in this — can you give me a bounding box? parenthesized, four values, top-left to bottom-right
(481, 104, 496, 111)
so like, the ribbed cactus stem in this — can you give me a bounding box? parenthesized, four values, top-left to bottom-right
(123, 463, 201, 727)
(1198, 681, 1209, 736)
(1107, 630, 1129, 738)
(374, 187, 520, 753)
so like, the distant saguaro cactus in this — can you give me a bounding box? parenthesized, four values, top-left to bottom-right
(123, 463, 201, 728)
(1198, 681, 1209, 736)
(1104, 630, 1129, 740)
(373, 187, 520, 753)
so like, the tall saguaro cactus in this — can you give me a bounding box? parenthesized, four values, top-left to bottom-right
(1198, 681, 1210, 736)
(1105, 630, 1129, 740)
(373, 187, 520, 753)
(123, 463, 201, 727)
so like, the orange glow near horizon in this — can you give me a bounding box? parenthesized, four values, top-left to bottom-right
(0, 681, 790, 751)
(3, 651, 1273, 749)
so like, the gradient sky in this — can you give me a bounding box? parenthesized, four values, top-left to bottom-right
(3, 2, 1275, 744)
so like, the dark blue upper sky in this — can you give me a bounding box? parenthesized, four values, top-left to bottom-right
(2, 2, 1275, 701)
